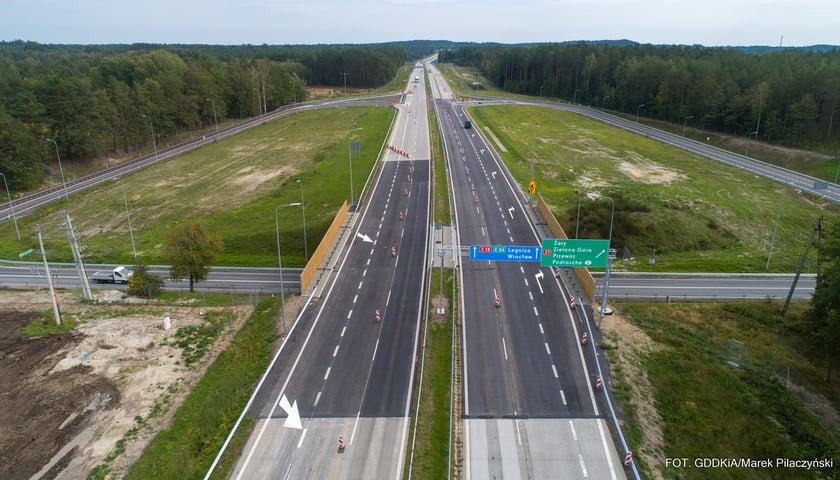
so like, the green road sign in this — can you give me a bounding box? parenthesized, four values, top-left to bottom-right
(540, 238, 609, 268)
(18, 248, 34, 258)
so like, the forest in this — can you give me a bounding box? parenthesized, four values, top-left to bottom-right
(439, 42, 840, 153)
(0, 41, 409, 190)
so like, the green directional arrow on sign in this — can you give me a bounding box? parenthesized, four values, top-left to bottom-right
(540, 238, 610, 268)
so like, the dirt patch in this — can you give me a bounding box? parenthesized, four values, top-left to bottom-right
(617, 153, 684, 185)
(0, 290, 253, 480)
(599, 310, 666, 480)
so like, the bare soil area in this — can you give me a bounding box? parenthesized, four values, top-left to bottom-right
(0, 290, 252, 480)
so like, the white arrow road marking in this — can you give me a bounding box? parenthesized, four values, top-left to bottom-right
(534, 270, 544, 294)
(508, 206, 515, 219)
(357, 232, 373, 243)
(492, 171, 497, 179)
(279, 394, 303, 430)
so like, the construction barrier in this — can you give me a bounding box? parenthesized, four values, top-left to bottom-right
(300, 201, 348, 294)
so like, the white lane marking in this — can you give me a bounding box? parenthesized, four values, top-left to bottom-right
(313, 392, 322, 407)
(296, 429, 308, 449)
(539, 323, 544, 335)
(570, 420, 578, 441)
(519, 266, 525, 274)
(366, 258, 371, 266)
(347, 310, 352, 319)
(533, 306, 539, 317)
(524, 278, 529, 287)
(333, 345, 339, 357)
(340, 326, 346, 337)
(363, 269, 367, 277)
(358, 281, 363, 290)
(545, 342, 551, 355)
(370, 248, 374, 255)
(509, 235, 514, 242)
(353, 294, 358, 304)
(560, 389, 567, 405)
(578, 454, 589, 478)
(552, 364, 559, 378)
(528, 292, 533, 301)
(323, 367, 331, 380)
(502, 337, 509, 360)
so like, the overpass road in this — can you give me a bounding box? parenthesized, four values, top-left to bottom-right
(223, 65, 431, 480)
(428, 62, 625, 479)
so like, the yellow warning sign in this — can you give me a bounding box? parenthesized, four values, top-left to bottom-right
(528, 179, 536, 195)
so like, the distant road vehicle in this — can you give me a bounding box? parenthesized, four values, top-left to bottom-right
(90, 266, 133, 284)
(464, 119, 472, 128)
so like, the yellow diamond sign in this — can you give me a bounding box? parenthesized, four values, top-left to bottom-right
(528, 179, 536, 195)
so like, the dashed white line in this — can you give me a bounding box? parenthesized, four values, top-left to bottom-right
(560, 389, 567, 405)
(324, 367, 331, 380)
(333, 345, 339, 357)
(313, 391, 322, 407)
(297, 428, 308, 448)
(528, 292, 533, 301)
(358, 281, 363, 290)
(552, 364, 559, 378)
(534, 306, 540, 317)
(366, 258, 371, 266)
(539, 323, 544, 335)
(524, 278, 529, 287)
(347, 310, 352, 319)
(544, 342, 551, 355)
(502, 337, 509, 360)
(340, 326, 346, 337)
(578, 454, 589, 478)
(520, 266, 525, 274)
(353, 294, 358, 304)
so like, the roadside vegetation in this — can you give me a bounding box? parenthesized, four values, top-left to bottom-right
(467, 104, 839, 272)
(0, 107, 395, 268)
(407, 78, 458, 478)
(605, 300, 839, 479)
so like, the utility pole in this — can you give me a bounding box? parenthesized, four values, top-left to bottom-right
(37, 224, 62, 326)
(341, 72, 349, 99)
(782, 217, 822, 315)
(60, 210, 92, 300)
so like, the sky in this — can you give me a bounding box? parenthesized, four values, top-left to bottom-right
(2, 0, 839, 47)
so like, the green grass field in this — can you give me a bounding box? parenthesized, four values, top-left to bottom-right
(0, 107, 395, 267)
(610, 301, 839, 479)
(468, 105, 839, 272)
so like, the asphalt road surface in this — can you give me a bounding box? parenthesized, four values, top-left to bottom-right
(428, 59, 626, 479)
(226, 64, 431, 480)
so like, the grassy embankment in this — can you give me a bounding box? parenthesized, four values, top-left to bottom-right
(0, 107, 395, 268)
(604, 301, 839, 479)
(468, 105, 839, 273)
(407, 78, 457, 478)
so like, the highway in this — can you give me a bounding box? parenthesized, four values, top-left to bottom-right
(428, 63, 626, 479)
(223, 65, 431, 479)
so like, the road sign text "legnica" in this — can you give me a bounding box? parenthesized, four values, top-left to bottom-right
(540, 239, 609, 268)
(470, 245, 541, 262)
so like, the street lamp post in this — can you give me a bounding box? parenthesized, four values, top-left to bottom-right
(0, 173, 20, 240)
(636, 104, 645, 123)
(575, 190, 581, 239)
(682, 115, 693, 136)
(572, 89, 579, 105)
(602, 95, 609, 110)
(833, 152, 840, 185)
(142, 114, 159, 163)
(206, 98, 219, 140)
(539, 85, 544, 101)
(589, 193, 615, 329)
(45, 138, 69, 205)
(275, 202, 302, 336)
(745, 131, 758, 156)
(348, 128, 363, 207)
(297, 179, 308, 262)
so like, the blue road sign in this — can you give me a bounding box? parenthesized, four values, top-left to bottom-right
(470, 245, 542, 262)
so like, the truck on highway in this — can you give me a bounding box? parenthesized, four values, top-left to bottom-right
(464, 119, 472, 129)
(90, 266, 133, 284)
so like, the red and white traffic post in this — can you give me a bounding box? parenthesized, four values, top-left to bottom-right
(338, 435, 345, 452)
(581, 332, 588, 345)
(375, 310, 381, 323)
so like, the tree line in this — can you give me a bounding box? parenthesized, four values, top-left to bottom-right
(0, 41, 408, 190)
(439, 42, 840, 152)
